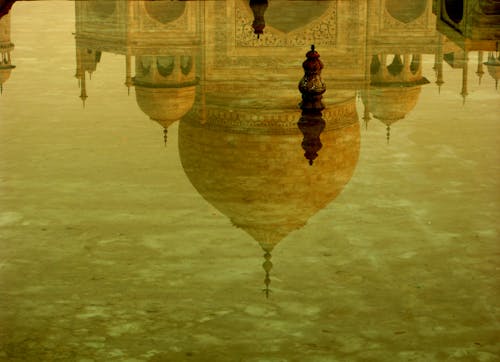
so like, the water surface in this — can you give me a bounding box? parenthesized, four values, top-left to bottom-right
(0, 1, 499, 361)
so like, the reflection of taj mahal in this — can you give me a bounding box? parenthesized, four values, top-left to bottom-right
(72, 0, 499, 294)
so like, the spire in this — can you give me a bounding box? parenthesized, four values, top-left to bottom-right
(262, 251, 272, 298)
(461, 52, 468, 105)
(125, 49, 132, 96)
(298, 112, 326, 165)
(476, 51, 484, 85)
(363, 102, 371, 130)
(435, 34, 444, 94)
(79, 72, 87, 108)
(249, 0, 268, 39)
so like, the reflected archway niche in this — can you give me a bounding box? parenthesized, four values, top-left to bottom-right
(243, 0, 331, 33)
(87, 0, 116, 19)
(144, 1, 186, 24)
(385, 0, 427, 23)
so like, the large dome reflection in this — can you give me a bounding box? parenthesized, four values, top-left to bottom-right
(178, 97, 360, 253)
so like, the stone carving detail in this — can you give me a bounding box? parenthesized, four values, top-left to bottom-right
(187, 101, 357, 135)
(234, 1, 337, 47)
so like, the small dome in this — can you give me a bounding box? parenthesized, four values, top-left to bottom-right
(135, 85, 196, 128)
(486, 63, 500, 81)
(0, 67, 13, 85)
(363, 86, 421, 125)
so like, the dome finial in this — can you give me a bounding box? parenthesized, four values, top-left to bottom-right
(362, 103, 371, 130)
(79, 72, 88, 108)
(298, 46, 327, 164)
(476, 51, 484, 85)
(386, 125, 391, 144)
(298, 45, 326, 111)
(262, 251, 273, 299)
(437, 81, 443, 94)
(163, 128, 168, 147)
(298, 112, 326, 166)
(250, 0, 268, 39)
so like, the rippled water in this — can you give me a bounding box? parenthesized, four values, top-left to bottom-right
(1, 1, 499, 361)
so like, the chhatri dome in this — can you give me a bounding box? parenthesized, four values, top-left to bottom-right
(364, 86, 421, 124)
(484, 51, 500, 89)
(362, 54, 429, 142)
(134, 55, 197, 145)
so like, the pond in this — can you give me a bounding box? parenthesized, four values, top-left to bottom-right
(0, 1, 499, 361)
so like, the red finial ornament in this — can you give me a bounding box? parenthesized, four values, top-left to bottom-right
(299, 45, 326, 110)
(250, 0, 268, 39)
(297, 45, 327, 165)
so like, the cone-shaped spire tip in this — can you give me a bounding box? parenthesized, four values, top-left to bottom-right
(262, 251, 272, 299)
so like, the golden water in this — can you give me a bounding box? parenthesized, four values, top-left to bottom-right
(0, 1, 499, 361)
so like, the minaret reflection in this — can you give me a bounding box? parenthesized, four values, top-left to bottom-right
(433, 0, 500, 94)
(0, 9, 15, 94)
(75, 48, 101, 107)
